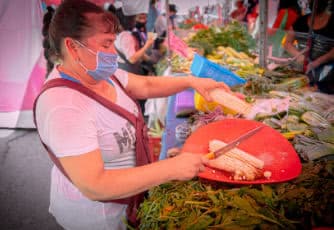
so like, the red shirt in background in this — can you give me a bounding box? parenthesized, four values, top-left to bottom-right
(272, 8, 299, 30)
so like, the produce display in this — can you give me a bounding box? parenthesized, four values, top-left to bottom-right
(144, 22, 334, 229)
(138, 161, 334, 230)
(186, 21, 255, 55)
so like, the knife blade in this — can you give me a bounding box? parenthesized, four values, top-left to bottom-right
(205, 126, 264, 159)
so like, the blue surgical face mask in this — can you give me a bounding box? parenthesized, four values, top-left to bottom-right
(75, 41, 118, 81)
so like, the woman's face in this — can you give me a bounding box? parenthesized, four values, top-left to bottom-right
(136, 13, 147, 24)
(72, 13, 117, 71)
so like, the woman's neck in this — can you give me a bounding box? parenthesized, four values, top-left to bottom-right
(58, 64, 100, 86)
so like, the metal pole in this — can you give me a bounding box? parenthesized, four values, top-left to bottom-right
(303, 0, 317, 78)
(259, 0, 268, 68)
(165, 0, 171, 68)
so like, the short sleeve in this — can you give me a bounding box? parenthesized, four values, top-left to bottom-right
(36, 89, 99, 157)
(114, 68, 129, 87)
(115, 32, 137, 60)
(272, 10, 284, 29)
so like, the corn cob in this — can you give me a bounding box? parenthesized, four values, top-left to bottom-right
(208, 139, 265, 181)
(209, 89, 252, 116)
(209, 140, 264, 169)
(238, 51, 251, 60)
(301, 111, 331, 128)
(225, 46, 243, 59)
(208, 154, 260, 180)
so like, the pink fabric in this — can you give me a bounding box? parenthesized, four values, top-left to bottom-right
(0, 0, 45, 113)
(166, 30, 189, 58)
(42, 0, 111, 6)
(0, 59, 45, 112)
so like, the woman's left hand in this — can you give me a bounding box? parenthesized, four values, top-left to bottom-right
(306, 59, 321, 74)
(189, 76, 230, 101)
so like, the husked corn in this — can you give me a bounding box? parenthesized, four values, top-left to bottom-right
(209, 89, 252, 116)
(208, 139, 264, 181)
(209, 139, 264, 169)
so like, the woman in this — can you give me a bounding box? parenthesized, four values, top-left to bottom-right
(114, 11, 154, 75)
(230, 0, 247, 22)
(114, 12, 155, 113)
(284, 0, 334, 94)
(35, 0, 230, 229)
(247, 3, 259, 39)
(270, 0, 300, 34)
(268, 0, 301, 57)
(146, 0, 159, 32)
(154, 4, 178, 37)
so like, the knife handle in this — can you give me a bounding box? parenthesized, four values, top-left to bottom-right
(205, 152, 215, 160)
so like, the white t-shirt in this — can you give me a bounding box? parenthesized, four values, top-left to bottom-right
(114, 31, 137, 63)
(35, 68, 138, 230)
(154, 15, 167, 37)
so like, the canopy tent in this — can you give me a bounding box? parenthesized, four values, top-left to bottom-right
(0, 0, 281, 129)
(0, 0, 45, 128)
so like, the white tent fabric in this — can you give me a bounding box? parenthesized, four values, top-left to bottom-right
(121, 0, 149, 15)
(0, 0, 45, 128)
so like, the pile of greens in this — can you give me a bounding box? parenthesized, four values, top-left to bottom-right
(138, 160, 334, 229)
(187, 21, 255, 56)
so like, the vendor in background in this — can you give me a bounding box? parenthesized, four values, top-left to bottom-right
(113, 11, 154, 76)
(267, 0, 301, 57)
(230, 0, 247, 22)
(284, 0, 334, 94)
(36, 0, 230, 229)
(154, 4, 178, 37)
(244, 0, 258, 22)
(114, 11, 155, 113)
(146, 0, 159, 32)
(247, 3, 260, 38)
(268, 0, 301, 36)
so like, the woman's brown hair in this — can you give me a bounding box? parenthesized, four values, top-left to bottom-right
(42, 0, 120, 77)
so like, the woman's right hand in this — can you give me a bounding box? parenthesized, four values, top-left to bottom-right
(144, 37, 155, 49)
(168, 152, 208, 181)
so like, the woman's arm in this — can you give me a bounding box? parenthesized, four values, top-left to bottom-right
(125, 73, 230, 101)
(307, 47, 334, 72)
(59, 149, 207, 201)
(283, 29, 304, 63)
(127, 37, 154, 64)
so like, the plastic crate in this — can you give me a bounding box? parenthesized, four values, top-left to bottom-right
(190, 54, 246, 87)
(174, 89, 196, 117)
(148, 136, 161, 162)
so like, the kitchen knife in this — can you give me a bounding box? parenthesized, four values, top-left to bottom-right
(205, 126, 264, 159)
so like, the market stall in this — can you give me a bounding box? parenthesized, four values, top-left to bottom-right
(141, 1, 334, 228)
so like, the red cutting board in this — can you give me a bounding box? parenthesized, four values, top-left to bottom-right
(182, 119, 302, 184)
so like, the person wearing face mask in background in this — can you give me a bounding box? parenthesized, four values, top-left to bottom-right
(114, 11, 155, 114)
(36, 1, 231, 229)
(146, 0, 159, 32)
(154, 4, 178, 38)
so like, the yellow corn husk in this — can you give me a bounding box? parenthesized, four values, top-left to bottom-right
(223, 46, 236, 58)
(194, 89, 252, 116)
(225, 47, 244, 59)
(209, 89, 253, 116)
(238, 51, 251, 60)
(281, 131, 303, 140)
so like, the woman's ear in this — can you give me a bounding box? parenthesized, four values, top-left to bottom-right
(64, 37, 79, 61)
